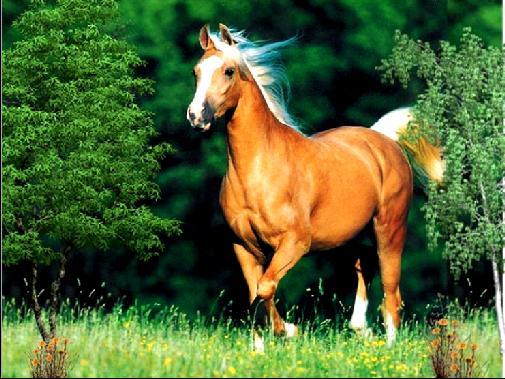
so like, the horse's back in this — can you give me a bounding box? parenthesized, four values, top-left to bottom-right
(311, 126, 411, 184)
(306, 126, 412, 250)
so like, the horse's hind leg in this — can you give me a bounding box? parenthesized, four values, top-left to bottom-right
(374, 214, 407, 346)
(349, 258, 374, 336)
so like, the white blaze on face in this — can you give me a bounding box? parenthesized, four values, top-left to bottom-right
(188, 55, 224, 129)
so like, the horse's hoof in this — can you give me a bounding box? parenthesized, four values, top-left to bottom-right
(284, 322, 298, 338)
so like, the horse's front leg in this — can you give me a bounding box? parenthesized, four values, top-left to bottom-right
(255, 234, 309, 336)
(234, 243, 288, 352)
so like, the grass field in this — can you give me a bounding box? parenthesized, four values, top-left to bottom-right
(1, 299, 501, 378)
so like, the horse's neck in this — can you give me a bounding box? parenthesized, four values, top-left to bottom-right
(226, 82, 278, 172)
(225, 81, 282, 175)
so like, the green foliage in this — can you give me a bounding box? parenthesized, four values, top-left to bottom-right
(379, 28, 504, 277)
(2, 0, 181, 266)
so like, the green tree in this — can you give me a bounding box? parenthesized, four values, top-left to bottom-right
(379, 28, 504, 374)
(2, 0, 180, 342)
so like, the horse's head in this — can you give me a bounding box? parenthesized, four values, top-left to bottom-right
(187, 24, 249, 131)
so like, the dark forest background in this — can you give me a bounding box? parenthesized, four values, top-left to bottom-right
(2, 0, 502, 324)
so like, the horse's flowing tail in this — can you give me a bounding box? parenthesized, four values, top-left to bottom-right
(371, 107, 444, 185)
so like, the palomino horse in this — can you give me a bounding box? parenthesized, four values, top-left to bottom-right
(187, 24, 444, 350)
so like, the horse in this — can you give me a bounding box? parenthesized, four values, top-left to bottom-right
(186, 23, 444, 350)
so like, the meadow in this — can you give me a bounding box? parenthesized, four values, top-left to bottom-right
(1, 299, 501, 378)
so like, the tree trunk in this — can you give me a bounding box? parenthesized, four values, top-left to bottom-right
(31, 246, 70, 342)
(491, 253, 505, 377)
(49, 247, 70, 338)
(32, 264, 50, 343)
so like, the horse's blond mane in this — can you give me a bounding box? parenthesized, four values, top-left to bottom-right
(210, 29, 300, 130)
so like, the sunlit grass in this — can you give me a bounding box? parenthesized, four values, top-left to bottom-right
(1, 299, 500, 378)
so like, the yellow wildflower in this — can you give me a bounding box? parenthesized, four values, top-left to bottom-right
(163, 357, 172, 367)
(227, 366, 237, 375)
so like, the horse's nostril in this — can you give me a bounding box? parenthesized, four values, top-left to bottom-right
(189, 112, 196, 121)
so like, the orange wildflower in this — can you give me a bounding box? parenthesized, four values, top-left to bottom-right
(46, 354, 53, 362)
(437, 319, 449, 327)
(458, 342, 467, 350)
(470, 343, 477, 351)
(450, 351, 460, 360)
(450, 364, 459, 372)
(431, 339, 440, 348)
(431, 327, 441, 335)
(31, 359, 39, 366)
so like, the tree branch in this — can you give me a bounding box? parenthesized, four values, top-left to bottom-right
(32, 263, 50, 342)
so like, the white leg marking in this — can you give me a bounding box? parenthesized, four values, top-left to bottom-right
(253, 332, 265, 353)
(349, 296, 368, 330)
(284, 322, 298, 338)
(385, 313, 396, 346)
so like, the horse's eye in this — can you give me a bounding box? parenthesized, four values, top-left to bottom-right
(225, 67, 235, 77)
(192, 69, 196, 76)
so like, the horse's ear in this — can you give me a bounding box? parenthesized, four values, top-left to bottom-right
(219, 23, 235, 46)
(199, 24, 214, 50)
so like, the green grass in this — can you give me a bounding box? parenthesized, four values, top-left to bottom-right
(1, 299, 501, 378)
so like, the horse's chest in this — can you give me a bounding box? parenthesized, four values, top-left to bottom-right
(220, 178, 292, 252)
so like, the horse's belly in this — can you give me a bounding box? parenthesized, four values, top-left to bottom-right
(309, 192, 377, 250)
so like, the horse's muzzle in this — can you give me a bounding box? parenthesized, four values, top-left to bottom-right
(187, 103, 214, 132)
